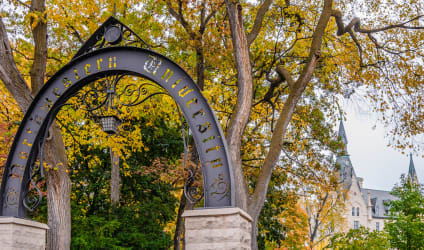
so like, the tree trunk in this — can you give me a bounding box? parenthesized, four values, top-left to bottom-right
(174, 141, 198, 249)
(223, 1, 333, 248)
(110, 148, 120, 205)
(224, 0, 253, 212)
(45, 124, 71, 250)
(173, 194, 186, 250)
(250, 215, 259, 249)
(1, 1, 72, 248)
(173, 193, 195, 250)
(195, 45, 205, 90)
(30, 0, 47, 96)
(30, 1, 72, 248)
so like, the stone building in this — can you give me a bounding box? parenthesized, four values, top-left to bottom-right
(336, 119, 419, 231)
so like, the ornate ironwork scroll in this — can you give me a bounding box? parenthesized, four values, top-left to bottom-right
(78, 74, 168, 117)
(0, 18, 235, 218)
(73, 17, 150, 59)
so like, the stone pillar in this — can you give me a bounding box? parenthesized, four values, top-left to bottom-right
(183, 207, 252, 250)
(0, 217, 49, 250)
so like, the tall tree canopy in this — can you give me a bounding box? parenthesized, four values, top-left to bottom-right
(1, 0, 423, 249)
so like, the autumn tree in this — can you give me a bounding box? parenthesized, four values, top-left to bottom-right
(219, 1, 424, 248)
(2, 0, 424, 249)
(0, 1, 73, 248)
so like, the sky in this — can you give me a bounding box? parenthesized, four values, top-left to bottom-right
(342, 105, 424, 191)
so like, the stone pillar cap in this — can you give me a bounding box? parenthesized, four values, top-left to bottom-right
(0, 216, 49, 229)
(182, 207, 252, 222)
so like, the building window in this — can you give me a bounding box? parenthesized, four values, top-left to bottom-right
(354, 221, 359, 229)
(357, 207, 360, 216)
(376, 222, 380, 231)
(352, 207, 355, 216)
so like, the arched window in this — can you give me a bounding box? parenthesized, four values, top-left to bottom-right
(357, 207, 360, 216)
(352, 207, 355, 216)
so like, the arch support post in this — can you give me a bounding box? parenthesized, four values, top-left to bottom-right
(182, 207, 252, 249)
(0, 217, 48, 249)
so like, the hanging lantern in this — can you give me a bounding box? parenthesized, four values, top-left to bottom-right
(99, 115, 121, 134)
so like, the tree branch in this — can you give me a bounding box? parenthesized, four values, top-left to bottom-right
(353, 14, 424, 33)
(333, 10, 424, 36)
(256, 64, 293, 106)
(249, 0, 333, 220)
(15, 0, 31, 9)
(67, 24, 84, 44)
(332, 10, 424, 67)
(0, 17, 33, 113)
(276, 65, 294, 89)
(165, 0, 197, 39)
(224, 0, 253, 210)
(29, 0, 48, 95)
(200, 1, 223, 34)
(246, 0, 273, 45)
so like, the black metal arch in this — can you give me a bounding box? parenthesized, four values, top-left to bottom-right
(0, 46, 235, 217)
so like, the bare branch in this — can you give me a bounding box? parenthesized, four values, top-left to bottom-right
(276, 65, 294, 89)
(247, 0, 273, 45)
(200, 1, 224, 34)
(11, 47, 33, 60)
(67, 24, 84, 44)
(255, 65, 293, 106)
(354, 14, 424, 33)
(15, 0, 31, 9)
(0, 17, 33, 113)
(333, 10, 424, 67)
(333, 10, 424, 37)
(165, 0, 196, 39)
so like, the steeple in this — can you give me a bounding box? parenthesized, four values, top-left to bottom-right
(408, 153, 419, 184)
(336, 114, 356, 187)
(338, 115, 348, 154)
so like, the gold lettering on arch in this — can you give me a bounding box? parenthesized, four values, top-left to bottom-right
(178, 86, 194, 98)
(97, 58, 103, 70)
(109, 56, 117, 68)
(63, 78, 72, 88)
(85, 64, 91, 75)
(161, 68, 173, 82)
(144, 55, 161, 75)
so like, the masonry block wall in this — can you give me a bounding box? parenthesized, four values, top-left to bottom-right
(0, 217, 48, 250)
(183, 207, 252, 250)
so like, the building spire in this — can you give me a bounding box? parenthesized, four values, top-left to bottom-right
(338, 114, 348, 154)
(408, 153, 419, 184)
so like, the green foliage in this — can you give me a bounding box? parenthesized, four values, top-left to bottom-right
(385, 175, 424, 249)
(327, 227, 390, 250)
(257, 172, 288, 249)
(67, 118, 181, 249)
(71, 177, 177, 250)
(27, 105, 183, 249)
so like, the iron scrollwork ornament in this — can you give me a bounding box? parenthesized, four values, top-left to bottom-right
(22, 161, 43, 212)
(209, 173, 230, 201)
(179, 108, 204, 204)
(79, 74, 168, 117)
(73, 17, 150, 60)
